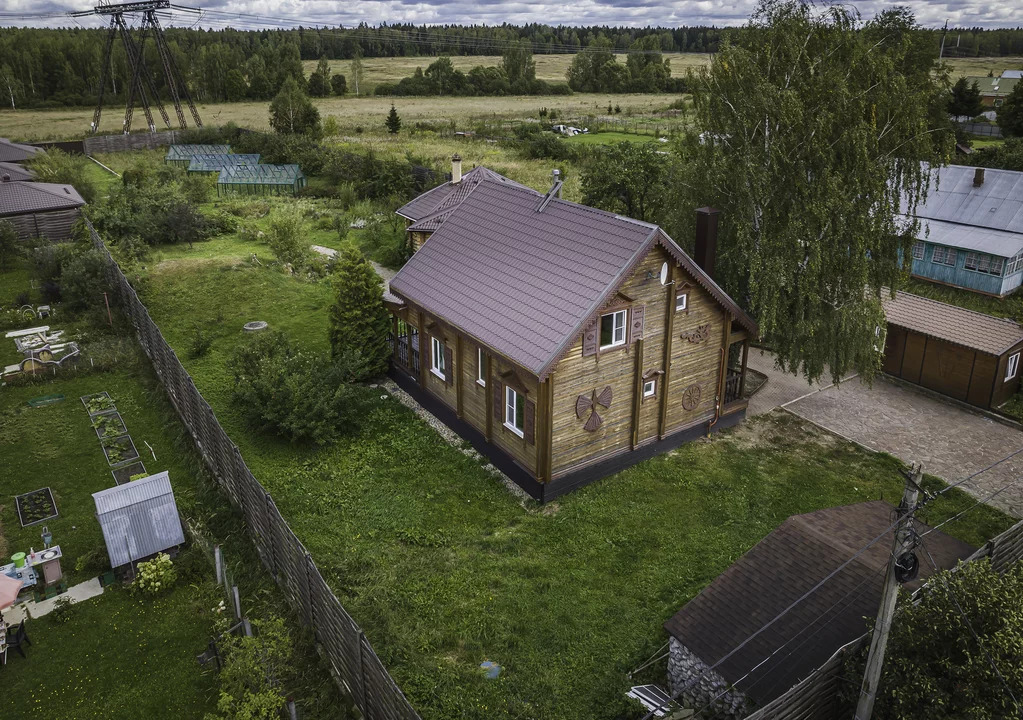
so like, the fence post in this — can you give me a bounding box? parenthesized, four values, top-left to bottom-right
(265, 492, 277, 578)
(305, 552, 315, 630)
(358, 630, 369, 717)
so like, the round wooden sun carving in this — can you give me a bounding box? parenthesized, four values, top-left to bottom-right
(681, 384, 702, 411)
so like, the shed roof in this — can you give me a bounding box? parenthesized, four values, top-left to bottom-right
(389, 176, 758, 379)
(0, 181, 85, 217)
(165, 144, 230, 161)
(915, 217, 1023, 259)
(92, 471, 185, 568)
(0, 138, 43, 164)
(883, 290, 1023, 356)
(913, 164, 1023, 235)
(663, 501, 974, 707)
(187, 153, 260, 172)
(0, 162, 36, 182)
(396, 166, 531, 222)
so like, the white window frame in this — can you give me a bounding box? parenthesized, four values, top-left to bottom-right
(476, 347, 487, 386)
(599, 309, 628, 350)
(504, 385, 524, 437)
(676, 292, 688, 312)
(1008, 352, 1021, 382)
(430, 336, 446, 380)
(932, 246, 957, 267)
(911, 242, 925, 260)
(643, 379, 656, 397)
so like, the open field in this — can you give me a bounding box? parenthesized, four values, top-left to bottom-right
(133, 221, 1012, 720)
(946, 55, 1023, 78)
(565, 130, 660, 145)
(0, 93, 682, 143)
(303, 52, 712, 92)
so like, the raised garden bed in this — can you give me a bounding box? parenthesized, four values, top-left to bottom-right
(16, 487, 59, 527)
(92, 411, 128, 440)
(102, 435, 140, 467)
(81, 392, 116, 417)
(111, 461, 147, 486)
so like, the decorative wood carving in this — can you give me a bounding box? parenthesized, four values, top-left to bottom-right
(576, 386, 613, 432)
(680, 324, 711, 344)
(681, 384, 702, 411)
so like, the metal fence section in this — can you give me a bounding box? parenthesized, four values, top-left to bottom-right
(958, 121, 1003, 138)
(89, 222, 421, 720)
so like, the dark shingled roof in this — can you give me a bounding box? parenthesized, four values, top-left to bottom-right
(389, 176, 758, 379)
(0, 162, 36, 182)
(396, 166, 531, 223)
(0, 181, 86, 217)
(664, 501, 975, 707)
(0, 138, 43, 164)
(883, 290, 1023, 356)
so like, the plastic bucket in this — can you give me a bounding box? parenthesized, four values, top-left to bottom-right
(11, 552, 26, 568)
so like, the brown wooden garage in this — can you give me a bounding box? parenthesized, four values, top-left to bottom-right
(882, 291, 1023, 410)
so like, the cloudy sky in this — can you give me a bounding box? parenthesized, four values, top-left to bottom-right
(2, 0, 1022, 30)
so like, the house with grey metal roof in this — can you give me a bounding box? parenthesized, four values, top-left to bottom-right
(0, 179, 86, 242)
(0, 161, 36, 182)
(906, 165, 1023, 297)
(386, 157, 759, 501)
(964, 72, 1021, 108)
(92, 471, 185, 569)
(0, 137, 43, 164)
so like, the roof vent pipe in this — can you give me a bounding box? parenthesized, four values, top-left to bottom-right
(0, 174, 8, 183)
(694, 207, 721, 278)
(974, 167, 985, 187)
(552, 169, 562, 197)
(451, 154, 462, 184)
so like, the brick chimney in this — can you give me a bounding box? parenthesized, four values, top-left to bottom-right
(694, 207, 720, 277)
(451, 154, 462, 184)
(974, 167, 985, 187)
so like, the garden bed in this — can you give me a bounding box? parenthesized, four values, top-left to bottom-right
(92, 411, 128, 440)
(111, 461, 148, 486)
(81, 391, 116, 416)
(102, 434, 140, 467)
(16, 487, 59, 527)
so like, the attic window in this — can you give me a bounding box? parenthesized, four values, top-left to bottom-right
(676, 293, 688, 312)
(643, 379, 656, 397)
(599, 309, 627, 349)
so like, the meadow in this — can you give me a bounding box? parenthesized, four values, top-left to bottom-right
(946, 55, 1023, 78)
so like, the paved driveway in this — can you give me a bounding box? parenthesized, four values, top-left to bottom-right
(746, 349, 852, 417)
(785, 376, 1023, 518)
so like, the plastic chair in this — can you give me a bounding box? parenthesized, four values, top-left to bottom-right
(5, 621, 31, 659)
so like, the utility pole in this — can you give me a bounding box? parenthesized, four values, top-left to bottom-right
(939, 20, 948, 60)
(855, 462, 922, 720)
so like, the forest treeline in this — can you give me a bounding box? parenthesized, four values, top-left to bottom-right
(1, 23, 1022, 108)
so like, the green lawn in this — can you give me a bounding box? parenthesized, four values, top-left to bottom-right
(564, 131, 661, 145)
(138, 243, 1014, 720)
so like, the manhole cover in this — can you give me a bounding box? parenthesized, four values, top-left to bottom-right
(243, 321, 268, 332)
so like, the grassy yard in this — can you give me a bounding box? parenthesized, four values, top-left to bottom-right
(565, 131, 661, 145)
(903, 277, 1022, 321)
(136, 239, 1014, 720)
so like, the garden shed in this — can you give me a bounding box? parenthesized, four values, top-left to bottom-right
(0, 137, 43, 164)
(164, 144, 231, 167)
(92, 471, 185, 569)
(186, 153, 260, 174)
(216, 163, 306, 196)
(882, 290, 1023, 409)
(0, 161, 36, 182)
(0, 180, 85, 242)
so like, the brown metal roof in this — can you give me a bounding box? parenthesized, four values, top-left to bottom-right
(883, 290, 1023, 356)
(0, 181, 86, 217)
(0, 162, 36, 182)
(389, 176, 758, 379)
(396, 166, 532, 222)
(0, 138, 43, 164)
(663, 501, 974, 707)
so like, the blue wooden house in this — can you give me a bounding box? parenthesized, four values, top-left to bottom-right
(907, 165, 1023, 297)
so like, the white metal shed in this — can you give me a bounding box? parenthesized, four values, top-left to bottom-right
(92, 471, 185, 569)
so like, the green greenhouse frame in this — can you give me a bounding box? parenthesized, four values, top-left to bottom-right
(187, 154, 261, 174)
(165, 144, 231, 167)
(216, 164, 307, 197)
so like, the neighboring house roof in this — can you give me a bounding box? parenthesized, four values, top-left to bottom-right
(92, 471, 186, 568)
(396, 165, 532, 222)
(0, 181, 85, 217)
(915, 164, 1023, 234)
(915, 217, 1023, 259)
(883, 290, 1023, 356)
(389, 176, 758, 380)
(0, 138, 43, 163)
(0, 162, 36, 182)
(1003, 70, 1023, 80)
(663, 501, 974, 708)
(966, 75, 1020, 97)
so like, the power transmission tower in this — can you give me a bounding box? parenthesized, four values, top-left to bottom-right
(854, 462, 923, 720)
(72, 0, 203, 134)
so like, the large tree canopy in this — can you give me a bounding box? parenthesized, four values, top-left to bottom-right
(672, 0, 952, 383)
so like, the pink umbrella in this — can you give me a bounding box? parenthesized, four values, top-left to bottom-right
(0, 573, 23, 609)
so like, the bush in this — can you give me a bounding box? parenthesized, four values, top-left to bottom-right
(207, 616, 292, 720)
(134, 552, 177, 595)
(60, 248, 111, 311)
(188, 321, 215, 358)
(0, 220, 19, 270)
(49, 596, 77, 625)
(265, 205, 308, 267)
(525, 133, 574, 160)
(28, 149, 98, 204)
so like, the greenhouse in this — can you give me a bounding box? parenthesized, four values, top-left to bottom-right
(186, 153, 260, 174)
(216, 164, 307, 196)
(164, 144, 231, 166)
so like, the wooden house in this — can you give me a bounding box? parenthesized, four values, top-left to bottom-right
(385, 158, 758, 501)
(0, 137, 43, 164)
(906, 165, 1023, 297)
(0, 179, 85, 243)
(882, 290, 1023, 410)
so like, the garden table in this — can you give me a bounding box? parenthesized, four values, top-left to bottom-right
(0, 564, 36, 593)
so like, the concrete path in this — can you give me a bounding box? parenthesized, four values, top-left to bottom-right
(745, 349, 853, 417)
(786, 376, 1023, 518)
(4, 577, 104, 624)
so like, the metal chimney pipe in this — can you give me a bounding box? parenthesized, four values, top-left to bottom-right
(974, 167, 985, 187)
(694, 207, 720, 278)
(552, 169, 561, 197)
(451, 154, 462, 184)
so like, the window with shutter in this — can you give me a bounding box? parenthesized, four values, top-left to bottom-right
(582, 317, 598, 357)
(443, 345, 453, 384)
(630, 305, 645, 343)
(492, 380, 503, 422)
(523, 399, 535, 444)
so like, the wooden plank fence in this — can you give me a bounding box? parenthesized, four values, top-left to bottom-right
(83, 130, 180, 155)
(743, 516, 1023, 720)
(89, 222, 421, 720)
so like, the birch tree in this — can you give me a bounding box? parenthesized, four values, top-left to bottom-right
(672, 0, 952, 383)
(350, 52, 364, 97)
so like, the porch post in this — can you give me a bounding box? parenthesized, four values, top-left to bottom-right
(417, 309, 428, 389)
(739, 339, 749, 398)
(391, 313, 399, 364)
